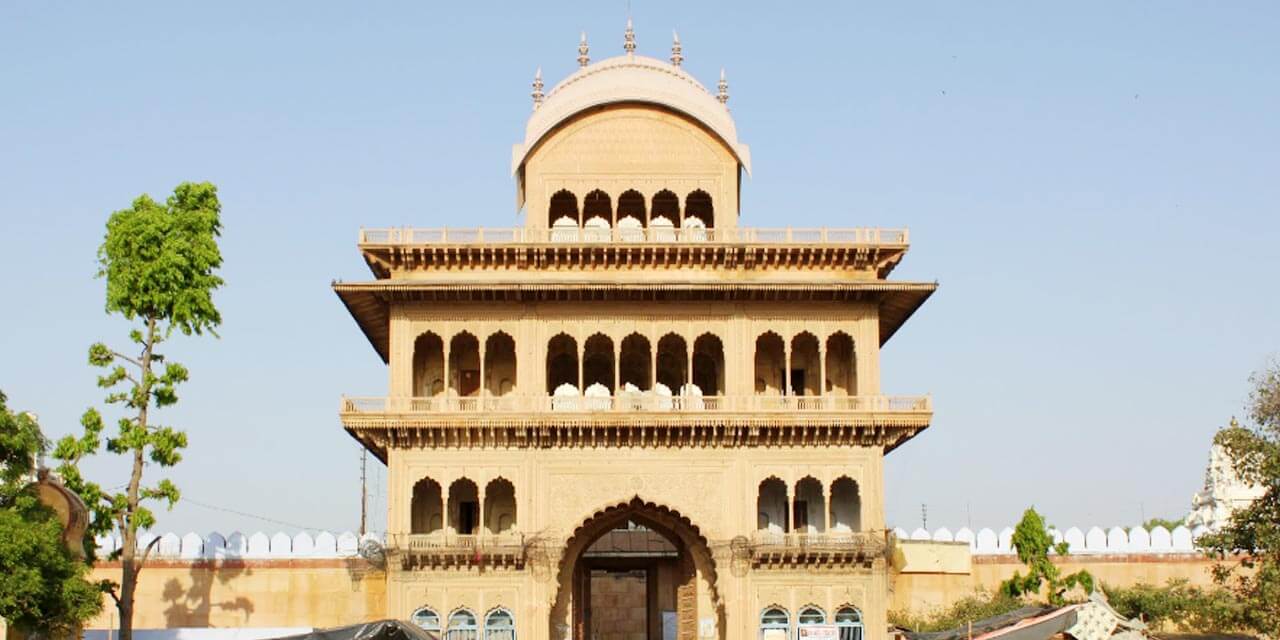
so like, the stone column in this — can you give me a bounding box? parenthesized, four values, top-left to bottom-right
(822, 486, 830, 533)
(442, 342, 451, 401)
(686, 339, 693, 391)
(650, 341, 658, 390)
(478, 486, 486, 536)
(613, 341, 621, 393)
(786, 488, 794, 533)
(478, 341, 487, 404)
(819, 341, 828, 404)
(577, 340, 584, 392)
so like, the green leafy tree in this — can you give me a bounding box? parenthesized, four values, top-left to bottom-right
(1198, 360, 1280, 636)
(999, 507, 1093, 605)
(1137, 517, 1185, 532)
(0, 391, 103, 637)
(52, 182, 224, 640)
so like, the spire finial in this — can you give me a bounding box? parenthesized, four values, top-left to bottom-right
(624, 17, 636, 54)
(531, 67, 545, 110)
(578, 31, 590, 67)
(717, 68, 729, 105)
(670, 30, 683, 67)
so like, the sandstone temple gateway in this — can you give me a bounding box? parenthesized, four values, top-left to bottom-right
(335, 23, 936, 640)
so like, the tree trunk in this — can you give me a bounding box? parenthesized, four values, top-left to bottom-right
(118, 316, 157, 640)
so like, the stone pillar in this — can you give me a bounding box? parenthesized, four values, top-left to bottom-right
(442, 343, 451, 400)
(686, 339, 693, 391)
(614, 341, 621, 393)
(651, 341, 658, 390)
(478, 486, 486, 535)
(786, 489, 794, 533)
(822, 486, 830, 533)
(478, 341, 487, 403)
(819, 342, 828, 402)
(577, 340, 584, 392)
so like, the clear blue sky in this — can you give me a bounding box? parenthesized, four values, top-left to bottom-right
(2, 2, 1277, 537)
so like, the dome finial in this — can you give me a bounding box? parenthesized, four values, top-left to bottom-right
(624, 17, 636, 55)
(578, 31, 590, 67)
(531, 67, 545, 110)
(717, 68, 729, 105)
(670, 30, 683, 67)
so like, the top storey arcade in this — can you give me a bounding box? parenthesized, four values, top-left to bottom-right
(355, 26, 913, 281)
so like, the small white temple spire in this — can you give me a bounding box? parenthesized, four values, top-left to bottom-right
(670, 30, 683, 67)
(716, 68, 729, 105)
(623, 17, 636, 55)
(577, 31, 590, 67)
(531, 67, 545, 110)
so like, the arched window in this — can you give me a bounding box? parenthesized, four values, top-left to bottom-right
(651, 190, 679, 225)
(548, 190, 579, 228)
(484, 608, 516, 640)
(617, 190, 646, 227)
(411, 607, 441, 633)
(446, 608, 478, 640)
(412, 332, 444, 398)
(546, 333, 579, 394)
(760, 607, 790, 640)
(757, 478, 788, 533)
(484, 477, 517, 535)
(447, 478, 479, 535)
(836, 607, 863, 640)
(685, 189, 714, 229)
(797, 606, 826, 639)
(410, 477, 443, 534)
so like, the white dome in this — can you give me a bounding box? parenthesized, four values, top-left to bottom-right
(512, 55, 751, 176)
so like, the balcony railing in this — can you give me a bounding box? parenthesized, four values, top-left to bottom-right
(748, 530, 890, 563)
(391, 532, 525, 552)
(340, 394, 931, 415)
(358, 226, 908, 246)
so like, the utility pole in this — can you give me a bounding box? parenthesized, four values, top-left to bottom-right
(359, 448, 368, 536)
(921, 503, 928, 531)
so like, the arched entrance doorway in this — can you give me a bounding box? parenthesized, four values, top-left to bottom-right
(551, 498, 722, 640)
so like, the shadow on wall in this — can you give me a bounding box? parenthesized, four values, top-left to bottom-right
(162, 562, 255, 627)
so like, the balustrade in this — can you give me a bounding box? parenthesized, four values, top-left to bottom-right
(341, 394, 931, 414)
(359, 226, 908, 245)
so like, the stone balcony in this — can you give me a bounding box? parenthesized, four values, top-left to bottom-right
(746, 530, 890, 567)
(339, 394, 932, 458)
(387, 532, 526, 569)
(353, 226, 913, 279)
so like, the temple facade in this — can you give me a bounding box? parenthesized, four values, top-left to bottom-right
(336, 23, 936, 640)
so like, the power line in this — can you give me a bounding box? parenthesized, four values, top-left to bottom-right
(179, 496, 332, 532)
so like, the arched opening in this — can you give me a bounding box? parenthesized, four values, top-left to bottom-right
(830, 477, 862, 533)
(583, 189, 612, 223)
(484, 332, 517, 398)
(447, 478, 479, 535)
(757, 478, 788, 533)
(617, 190, 646, 227)
(655, 334, 688, 393)
(684, 190, 714, 229)
(446, 608, 478, 640)
(484, 608, 516, 640)
(692, 334, 724, 396)
(835, 606, 864, 640)
(618, 333, 652, 391)
(412, 332, 445, 397)
(410, 478, 443, 534)
(754, 333, 786, 396)
(651, 189, 679, 229)
(825, 332, 856, 397)
(759, 607, 790, 640)
(549, 189, 580, 228)
(551, 498, 723, 640)
(449, 332, 481, 398)
(582, 333, 616, 393)
(794, 477, 825, 533)
(484, 478, 517, 535)
(546, 333, 579, 394)
(789, 332, 821, 397)
(411, 607, 441, 634)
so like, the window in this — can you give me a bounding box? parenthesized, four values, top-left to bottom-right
(760, 607, 789, 640)
(797, 606, 826, 639)
(445, 609, 478, 640)
(484, 608, 515, 640)
(835, 607, 863, 640)
(411, 607, 440, 633)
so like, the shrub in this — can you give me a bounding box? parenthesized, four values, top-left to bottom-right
(889, 591, 1027, 632)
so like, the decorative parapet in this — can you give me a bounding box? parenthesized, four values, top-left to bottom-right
(359, 226, 908, 246)
(892, 524, 1209, 556)
(340, 395, 933, 458)
(93, 530, 384, 560)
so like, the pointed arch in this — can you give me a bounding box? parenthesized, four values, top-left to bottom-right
(446, 478, 479, 535)
(546, 333, 579, 393)
(484, 477, 517, 535)
(692, 333, 725, 396)
(794, 476, 825, 533)
(685, 189, 713, 229)
(617, 189, 646, 227)
(790, 332, 820, 397)
(582, 333, 616, 392)
(656, 333, 688, 391)
(754, 332, 785, 396)
(410, 477, 443, 534)
(830, 476, 862, 532)
(619, 333, 652, 390)
(651, 189, 679, 226)
(757, 477, 788, 533)
(825, 331, 856, 396)
(549, 189, 579, 228)
(412, 332, 445, 397)
(449, 332, 481, 398)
